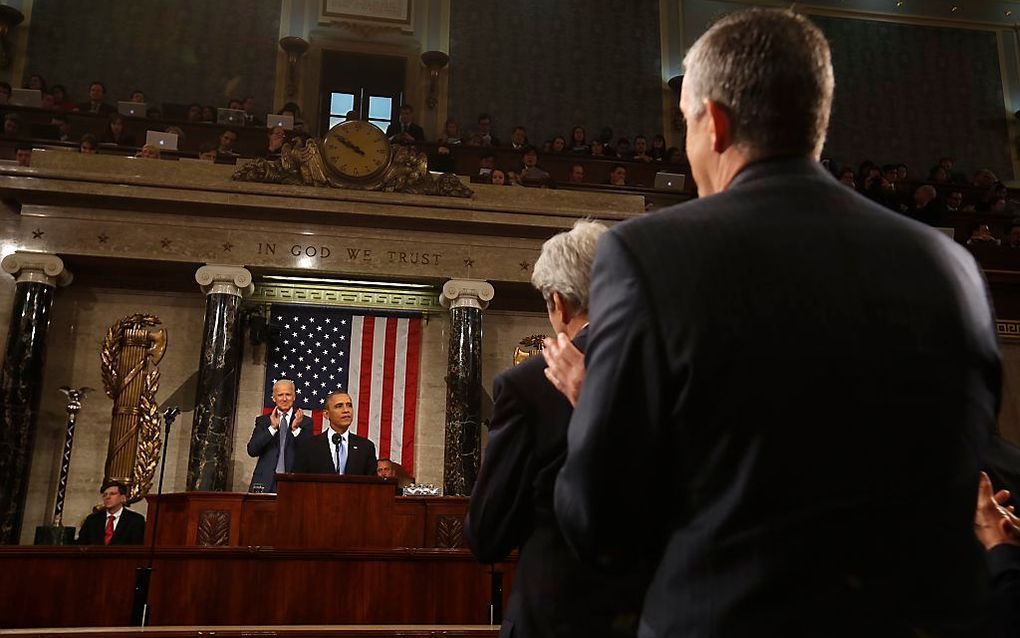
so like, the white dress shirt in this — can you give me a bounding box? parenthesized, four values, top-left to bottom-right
(327, 428, 350, 472)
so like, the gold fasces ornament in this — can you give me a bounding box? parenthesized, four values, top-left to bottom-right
(100, 314, 167, 504)
(232, 120, 473, 198)
(513, 334, 547, 366)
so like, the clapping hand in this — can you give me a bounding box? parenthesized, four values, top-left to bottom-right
(975, 471, 1020, 550)
(291, 409, 304, 430)
(270, 408, 282, 429)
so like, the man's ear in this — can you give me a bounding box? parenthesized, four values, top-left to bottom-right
(705, 100, 733, 154)
(551, 292, 573, 326)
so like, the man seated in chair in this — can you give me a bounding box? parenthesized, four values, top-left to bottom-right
(77, 481, 145, 545)
(293, 391, 377, 475)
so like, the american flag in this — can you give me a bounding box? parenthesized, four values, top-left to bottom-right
(263, 304, 423, 474)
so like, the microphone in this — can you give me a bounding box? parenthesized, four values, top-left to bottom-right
(332, 432, 342, 445)
(162, 406, 181, 424)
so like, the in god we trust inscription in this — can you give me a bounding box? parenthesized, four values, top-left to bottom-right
(256, 242, 442, 268)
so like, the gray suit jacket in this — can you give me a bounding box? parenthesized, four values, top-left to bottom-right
(555, 157, 1001, 638)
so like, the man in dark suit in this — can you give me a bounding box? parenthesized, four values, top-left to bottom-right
(293, 391, 377, 475)
(77, 481, 145, 545)
(246, 379, 311, 492)
(385, 104, 425, 144)
(546, 9, 1000, 638)
(468, 221, 647, 638)
(75, 81, 116, 116)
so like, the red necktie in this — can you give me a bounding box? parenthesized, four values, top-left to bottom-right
(104, 514, 114, 545)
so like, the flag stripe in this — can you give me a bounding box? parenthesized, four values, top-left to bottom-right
(389, 319, 409, 466)
(378, 318, 399, 461)
(401, 318, 422, 475)
(367, 318, 388, 445)
(347, 315, 364, 432)
(356, 316, 376, 437)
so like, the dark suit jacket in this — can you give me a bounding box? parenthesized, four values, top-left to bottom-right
(292, 429, 377, 476)
(77, 508, 145, 545)
(76, 101, 116, 116)
(555, 158, 1001, 638)
(246, 412, 313, 492)
(468, 328, 647, 638)
(386, 121, 425, 143)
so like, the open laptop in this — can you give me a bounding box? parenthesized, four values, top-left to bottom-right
(654, 171, 686, 192)
(10, 89, 42, 108)
(118, 101, 145, 118)
(266, 113, 294, 130)
(217, 108, 245, 126)
(145, 130, 178, 151)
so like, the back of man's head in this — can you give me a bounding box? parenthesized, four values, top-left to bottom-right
(682, 8, 834, 159)
(531, 220, 608, 314)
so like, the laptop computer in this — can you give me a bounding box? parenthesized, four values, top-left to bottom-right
(267, 113, 294, 130)
(118, 101, 145, 118)
(145, 130, 178, 151)
(10, 89, 42, 108)
(217, 108, 245, 126)
(654, 171, 686, 191)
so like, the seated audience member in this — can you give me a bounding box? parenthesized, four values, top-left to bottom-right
(509, 126, 528, 150)
(217, 130, 238, 157)
(979, 182, 1010, 213)
(551, 136, 567, 153)
(906, 184, 946, 225)
(264, 125, 287, 158)
(490, 168, 507, 185)
(1007, 223, 1020, 248)
(896, 163, 909, 182)
(145, 107, 161, 120)
(881, 164, 898, 185)
(519, 146, 551, 184)
(130, 89, 146, 104)
(197, 144, 218, 162)
(79, 134, 98, 154)
(614, 137, 632, 159)
(991, 198, 1009, 215)
(945, 190, 964, 213)
(665, 146, 684, 163)
(589, 138, 606, 157)
(102, 114, 135, 146)
(186, 103, 203, 123)
(247, 379, 310, 492)
(838, 167, 856, 188)
(478, 152, 495, 178)
(973, 168, 999, 190)
(165, 126, 185, 146)
(51, 84, 73, 111)
(607, 164, 628, 186)
(3, 113, 21, 137)
(40, 92, 56, 110)
(76, 481, 145, 545)
(201, 105, 216, 123)
(377, 458, 403, 495)
(77, 81, 116, 115)
(598, 126, 614, 146)
(386, 104, 425, 144)
(929, 165, 950, 183)
(650, 134, 667, 161)
(51, 114, 72, 142)
(0, 81, 10, 104)
(24, 74, 45, 92)
(15, 144, 32, 167)
(864, 176, 897, 211)
(570, 126, 589, 153)
(974, 472, 1020, 637)
(938, 156, 965, 183)
(967, 223, 1001, 246)
(228, 98, 244, 111)
(568, 163, 585, 183)
(136, 144, 160, 159)
(472, 113, 500, 146)
(279, 102, 305, 131)
(242, 96, 262, 127)
(632, 135, 653, 162)
(293, 391, 377, 476)
(439, 118, 462, 145)
(541, 140, 553, 154)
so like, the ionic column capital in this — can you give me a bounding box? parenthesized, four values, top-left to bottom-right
(441, 279, 494, 311)
(195, 264, 254, 297)
(1, 251, 72, 287)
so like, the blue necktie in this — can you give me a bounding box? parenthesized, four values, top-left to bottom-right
(275, 413, 289, 473)
(333, 433, 346, 475)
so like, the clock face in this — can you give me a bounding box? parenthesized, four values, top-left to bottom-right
(321, 119, 392, 181)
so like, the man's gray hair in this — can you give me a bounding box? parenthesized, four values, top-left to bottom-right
(531, 220, 608, 314)
(681, 8, 834, 159)
(273, 379, 295, 392)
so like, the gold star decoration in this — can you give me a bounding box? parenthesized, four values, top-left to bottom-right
(222, 242, 233, 252)
(160, 238, 172, 249)
(519, 261, 531, 271)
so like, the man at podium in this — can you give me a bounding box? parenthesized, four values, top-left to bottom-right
(293, 391, 377, 475)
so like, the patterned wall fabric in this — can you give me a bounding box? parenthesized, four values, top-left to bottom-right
(448, 0, 665, 148)
(814, 15, 1012, 179)
(25, 0, 281, 115)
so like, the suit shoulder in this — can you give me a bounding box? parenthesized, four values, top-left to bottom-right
(123, 508, 145, 522)
(350, 432, 375, 447)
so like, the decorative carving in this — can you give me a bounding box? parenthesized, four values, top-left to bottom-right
(249, 282, 441, 312)
(195, 265, 254, 297)
(335, 20, 404, 38)
(1, 251, 72, 287)
(440, 279, 494, 311)
(100, 314, 167, 503)
(51, 386, 94, 527)
(513, 334, 547, 366)
(232, 139, 473, 198)
(197, 510, 231, 546)
(435, 515, 465, 548)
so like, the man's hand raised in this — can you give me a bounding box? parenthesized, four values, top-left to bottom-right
(542, 332, 586, 407)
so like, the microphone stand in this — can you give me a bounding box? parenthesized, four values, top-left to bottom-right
(131, 406, 180, 627)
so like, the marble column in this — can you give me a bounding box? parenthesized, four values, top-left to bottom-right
(0, 252, 72, 544)
(440, 279, 494, 496)
(186, 265, 252, 491)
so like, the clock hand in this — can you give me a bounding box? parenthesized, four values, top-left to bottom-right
(336, 135, 366, 156)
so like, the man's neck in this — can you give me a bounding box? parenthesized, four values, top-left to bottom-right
(562, 315, 589, 340)
(329, 425, 350, 436)
(106, 505, 123, 516)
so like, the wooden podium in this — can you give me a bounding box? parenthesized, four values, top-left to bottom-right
(274, 474, 397, 548)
